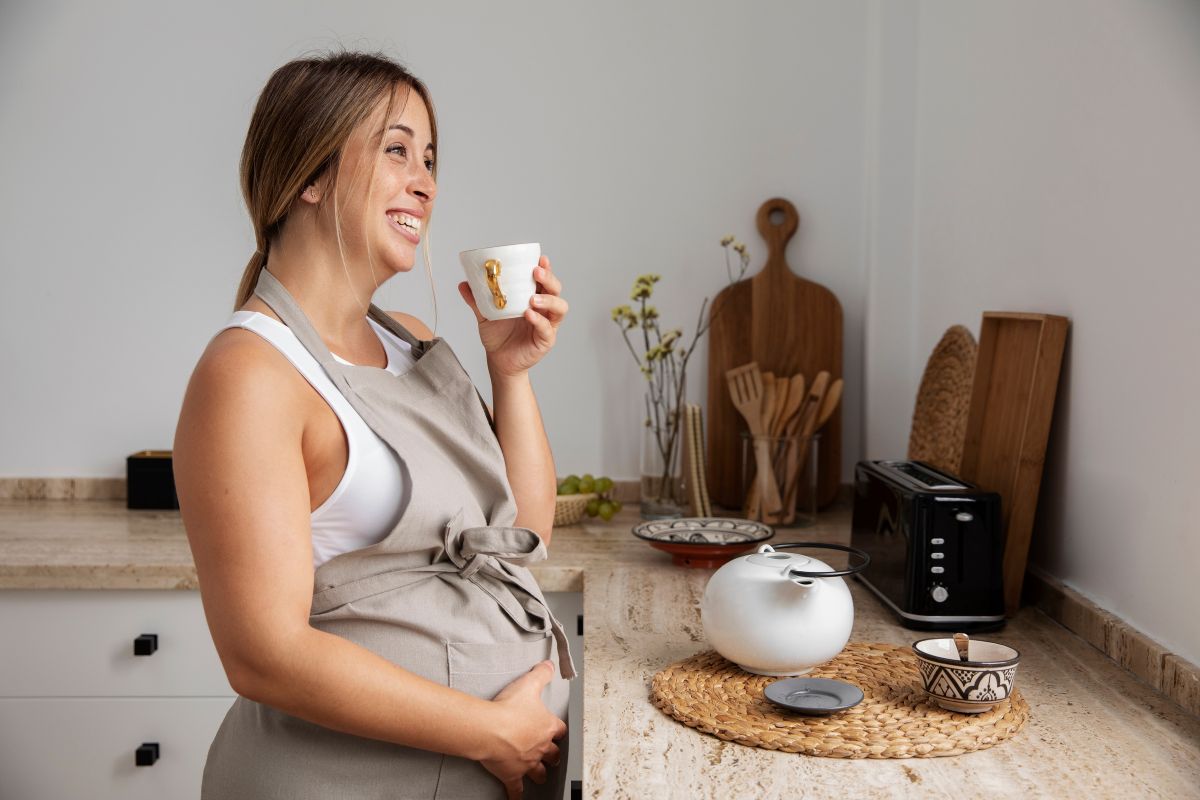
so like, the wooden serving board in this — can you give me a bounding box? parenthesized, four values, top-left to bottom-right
(959, 311, 1069, 616)
(705, 198, 843, 511)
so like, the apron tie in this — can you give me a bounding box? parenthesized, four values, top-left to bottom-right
(443, 518, 578, 680)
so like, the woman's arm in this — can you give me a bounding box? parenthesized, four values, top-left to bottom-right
(487, 367, 556, 541)
(452, 255, 569, 545)
(173, 332, 564, 781)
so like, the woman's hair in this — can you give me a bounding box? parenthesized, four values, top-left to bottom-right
(234, 50, 439, 313)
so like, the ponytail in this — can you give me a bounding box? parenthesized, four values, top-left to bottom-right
(234, 247, 268, 310)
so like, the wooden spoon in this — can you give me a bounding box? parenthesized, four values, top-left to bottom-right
(778, 372, 830, 524)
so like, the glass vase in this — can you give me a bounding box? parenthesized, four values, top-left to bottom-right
(639, 404, 685, 520)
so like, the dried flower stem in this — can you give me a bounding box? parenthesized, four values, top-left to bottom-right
(611, 240, 751, 506)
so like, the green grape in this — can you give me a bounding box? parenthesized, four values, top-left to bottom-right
(598, 500, 616, 521)
(581, 473, 594, 482)
(562, 479, 581, 495)
(556, 483, 570, 496)
(578, 476, 596, 493)
(596, 477, 613, 494)
(612, 499, 623, 513)
(585, 498, 601, 517)
(565, 474, 580, 483)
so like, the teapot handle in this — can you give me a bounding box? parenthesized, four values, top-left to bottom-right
(768, 542, 871, 578)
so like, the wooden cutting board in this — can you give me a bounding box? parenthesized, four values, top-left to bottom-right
(958, 311, 1069, 616)
(705, 198, 843, 511)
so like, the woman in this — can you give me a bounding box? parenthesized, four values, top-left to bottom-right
(173, 50, 573, 800)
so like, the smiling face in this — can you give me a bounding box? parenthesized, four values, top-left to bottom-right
(317, 84, 437, 281)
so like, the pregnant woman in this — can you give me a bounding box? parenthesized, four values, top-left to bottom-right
(173, 51, 573, 799)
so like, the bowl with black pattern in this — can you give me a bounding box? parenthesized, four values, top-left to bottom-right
(912, 637, 1021, 713)
(632, 517, 774, 568)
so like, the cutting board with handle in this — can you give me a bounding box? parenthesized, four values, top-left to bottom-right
(706, 198, 843, 511)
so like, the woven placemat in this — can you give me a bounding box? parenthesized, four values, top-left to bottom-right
(908, 324, 978, 475)
(650, 643, 1029, 759)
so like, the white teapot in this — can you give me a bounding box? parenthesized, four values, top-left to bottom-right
(700, 542, 870, 676)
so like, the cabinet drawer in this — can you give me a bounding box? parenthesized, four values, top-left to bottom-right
(0, 590, 233, 697)
(0, 696, 233, 800)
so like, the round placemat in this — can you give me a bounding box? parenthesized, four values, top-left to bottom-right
(650, 643, 1029, 759)
(907, 324, 977, 475)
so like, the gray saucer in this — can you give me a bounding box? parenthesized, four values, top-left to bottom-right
(763, 677, 865, 716)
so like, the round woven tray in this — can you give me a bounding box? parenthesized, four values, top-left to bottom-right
(907, 324, 977, 475)
(650, 643, 1029, 759)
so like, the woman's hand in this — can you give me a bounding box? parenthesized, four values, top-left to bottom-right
(479, 660, 567, 799)
(458, 255, 567, 378)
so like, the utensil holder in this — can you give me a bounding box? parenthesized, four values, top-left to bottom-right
(740, 432, 820, 526)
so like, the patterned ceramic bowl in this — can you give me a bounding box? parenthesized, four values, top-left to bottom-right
(631, 518, 773, 568)
(912, 637, 1020, 714)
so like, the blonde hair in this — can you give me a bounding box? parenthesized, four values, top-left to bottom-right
(234, 50, 439, 322)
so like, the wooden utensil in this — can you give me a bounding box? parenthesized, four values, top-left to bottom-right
(959, 312, 1068, 616)
(777, 372, 831, 524)
(745, 372, 807, 519)
(781, 376, 843, 524)
(744, 371, 782, 522)
(706, 198, 844, 511)
(725, 363, 783, 517)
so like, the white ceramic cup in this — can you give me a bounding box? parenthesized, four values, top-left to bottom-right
(459, 242, 541, 321)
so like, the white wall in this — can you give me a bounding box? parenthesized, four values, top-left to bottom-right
(5, 0, 1196, 665)
(0, 0, 869, 485)
(864, 0, 1200, 664)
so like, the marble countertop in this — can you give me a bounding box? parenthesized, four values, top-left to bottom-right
(2, 500, 1198, 798)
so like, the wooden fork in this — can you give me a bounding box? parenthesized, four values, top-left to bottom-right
(725, 363, 783, 517)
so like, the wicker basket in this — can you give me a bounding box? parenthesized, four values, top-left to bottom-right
(554, 493, 597, 526)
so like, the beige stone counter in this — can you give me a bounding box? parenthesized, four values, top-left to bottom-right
(2, 500, 1198, 798)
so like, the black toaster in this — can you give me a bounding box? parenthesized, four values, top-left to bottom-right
(850, 460, 1005, 630)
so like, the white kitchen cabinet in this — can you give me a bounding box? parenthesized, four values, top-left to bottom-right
(0, 590, 232, 697)
(0, 590, 233, 800)
(1, 589, 583, 800)
(0, 697, 232, 800)
(545, 590, 584, 800)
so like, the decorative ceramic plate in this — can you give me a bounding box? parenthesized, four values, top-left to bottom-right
(763, 677, 865, 716)
(631, 517, 774, 568)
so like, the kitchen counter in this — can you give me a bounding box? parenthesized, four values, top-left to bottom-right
(2, 500, 1199, 798)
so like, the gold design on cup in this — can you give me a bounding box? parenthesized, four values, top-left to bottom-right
(484, 259, 507, 309)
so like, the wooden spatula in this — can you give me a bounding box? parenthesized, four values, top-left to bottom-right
(725, 363, 783, 517)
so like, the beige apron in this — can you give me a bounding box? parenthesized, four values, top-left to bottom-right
(201, 268, 575, 799)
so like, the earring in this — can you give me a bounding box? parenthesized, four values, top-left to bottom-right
(305, 185, 319, 201)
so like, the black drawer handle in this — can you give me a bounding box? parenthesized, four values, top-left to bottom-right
(134, 634, 158, 656)
(135, 742, 160, 767)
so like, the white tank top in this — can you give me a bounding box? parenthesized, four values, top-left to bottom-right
(219, 310, 416, 568)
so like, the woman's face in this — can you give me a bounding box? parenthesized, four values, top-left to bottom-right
(325, 85, 437, 279)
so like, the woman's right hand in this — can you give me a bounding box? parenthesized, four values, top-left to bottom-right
(480, 660, 567, 799)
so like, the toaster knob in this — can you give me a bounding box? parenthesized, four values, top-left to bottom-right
(930, 585, 949, 603)
(955, 511, 974, 523)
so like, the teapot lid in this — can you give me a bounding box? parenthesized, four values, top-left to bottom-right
(745, 544, 819, 570)
(744, 542, 872, 578)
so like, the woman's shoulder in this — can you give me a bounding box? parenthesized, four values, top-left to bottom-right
(185, 319, 312, 429)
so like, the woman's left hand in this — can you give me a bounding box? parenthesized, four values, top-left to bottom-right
(458, 255, 567, 377)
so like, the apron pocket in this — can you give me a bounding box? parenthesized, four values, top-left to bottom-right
(438, 636, 566, 800)
(446, 636, 556, 701)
